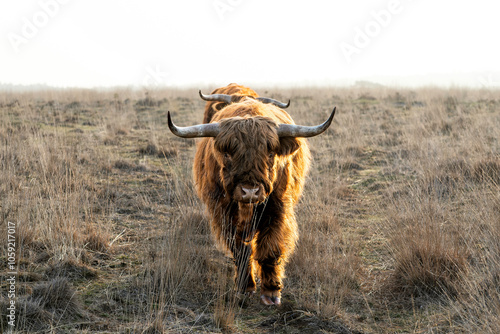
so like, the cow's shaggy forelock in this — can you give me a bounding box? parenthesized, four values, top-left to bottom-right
(214, 116, 280, 199)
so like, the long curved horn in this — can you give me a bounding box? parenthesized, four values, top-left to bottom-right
(199, 90, 232, 104)
(277, 107, 336, 138)
(256, 97, 291, 108)
(168, 111, 220, 138)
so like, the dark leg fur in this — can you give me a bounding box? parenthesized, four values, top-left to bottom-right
(231, 239, 256, 293)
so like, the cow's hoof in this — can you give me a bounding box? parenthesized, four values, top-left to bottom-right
(260, 295, 281, 306)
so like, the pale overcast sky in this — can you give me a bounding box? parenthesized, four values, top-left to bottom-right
(1, 0, 499, 88)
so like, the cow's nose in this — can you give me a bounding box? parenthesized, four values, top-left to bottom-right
(241, 186, 260, 200)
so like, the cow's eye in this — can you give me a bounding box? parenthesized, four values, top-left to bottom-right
(269, 153, 275, 159)
(224, 152, 232, 160)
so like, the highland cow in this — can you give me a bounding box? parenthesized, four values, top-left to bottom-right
(200, 83, 290, 124)
(168, 84, 336, 305)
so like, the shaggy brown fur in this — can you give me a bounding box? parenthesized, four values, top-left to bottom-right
(202, 83, 259, 123)
(194, 85, 311, 304)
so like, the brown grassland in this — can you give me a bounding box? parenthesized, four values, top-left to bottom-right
(1, 86, 500, 333)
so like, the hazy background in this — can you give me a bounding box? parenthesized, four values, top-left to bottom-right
(1, 0, 499, 89)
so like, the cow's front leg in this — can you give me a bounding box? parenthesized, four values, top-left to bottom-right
(254, 219, 297, 306)
(230, 236, 256, 294)
(211, 208, 256, 294)
(257, 255, 283, 305)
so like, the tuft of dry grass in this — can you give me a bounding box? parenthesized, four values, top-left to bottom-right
(1, 299, 52, 332)
(1, 278, 85, 332)
(82, 224, 111, 253)
(388, 213, 469, 301)
(30, 278, 83, 316)
(139, 141, 179, 158)
(45, 258, 98, 280)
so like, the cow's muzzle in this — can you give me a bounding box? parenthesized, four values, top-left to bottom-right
(233, 184, 266, 203)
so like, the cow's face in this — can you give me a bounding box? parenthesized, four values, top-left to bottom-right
(213, 116, 299, 204)
(168, 95, 336, 203)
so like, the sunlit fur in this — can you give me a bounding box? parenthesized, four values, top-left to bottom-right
(202, 83, 259, 123)
(193, 85, 311, 302)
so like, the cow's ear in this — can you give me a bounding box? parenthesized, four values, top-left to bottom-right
(278, 137, 300, 156)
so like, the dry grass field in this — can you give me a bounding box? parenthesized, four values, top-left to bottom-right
(1, 86, 500, 333)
